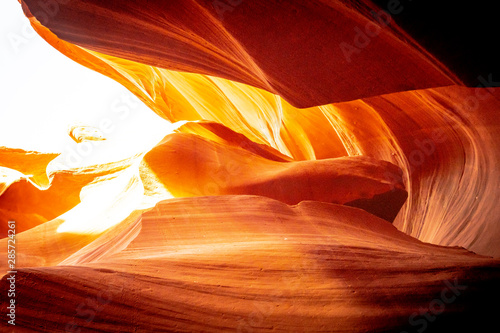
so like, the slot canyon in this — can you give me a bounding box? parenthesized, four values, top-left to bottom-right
(1, 0, 499, 332)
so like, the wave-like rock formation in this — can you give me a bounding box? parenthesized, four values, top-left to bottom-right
(1, 196, 499, 332)
(0, 147, 139, 238)
(141, 131, 407, 221)
(21, 0, 461, 107)
(1, 0, 499, 332)
(0, 148, 58, 184)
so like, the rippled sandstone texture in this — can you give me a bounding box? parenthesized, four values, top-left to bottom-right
(2, 195, 499, 332)
(1, 0, 499, 332)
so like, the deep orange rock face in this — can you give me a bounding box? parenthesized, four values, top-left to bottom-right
(1, 0, 499, 332)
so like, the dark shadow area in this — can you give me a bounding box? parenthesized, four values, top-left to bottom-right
(372, 0, 499, 87)
(345, 188, 408, 222)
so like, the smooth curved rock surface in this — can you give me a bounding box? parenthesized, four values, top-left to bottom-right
(1, 196, 498, 332)
(1, 0, 499, 332)
(0, 151, 137, 237)
(15, 15, 498, 255)
(0, 147, 58, 188)
(21, 0, 460, 107)
(141, 131, 407, 221)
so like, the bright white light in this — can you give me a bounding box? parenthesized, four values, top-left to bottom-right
(0, 1, 171, 155)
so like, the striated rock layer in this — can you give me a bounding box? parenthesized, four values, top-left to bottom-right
(1, 196, 499, 332)
(1, 0, 499, 332)
(141, 131, 407, 222)
(16, 0, 500, 257)
(21, 0, 460, 107)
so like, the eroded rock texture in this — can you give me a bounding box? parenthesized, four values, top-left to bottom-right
(1, 0, 499, 332)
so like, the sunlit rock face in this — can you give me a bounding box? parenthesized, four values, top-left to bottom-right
(141, 130, 408, 221)
(68, 124, 107, 143)
(1, 0, 499, 332)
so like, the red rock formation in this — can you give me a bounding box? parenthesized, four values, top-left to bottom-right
(1, 0, 499, 332)
(1, 196, 498, 332)
(141, 131, 407, 221)
(21, 0, 461, 107)
(0, 147, 137, 237)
